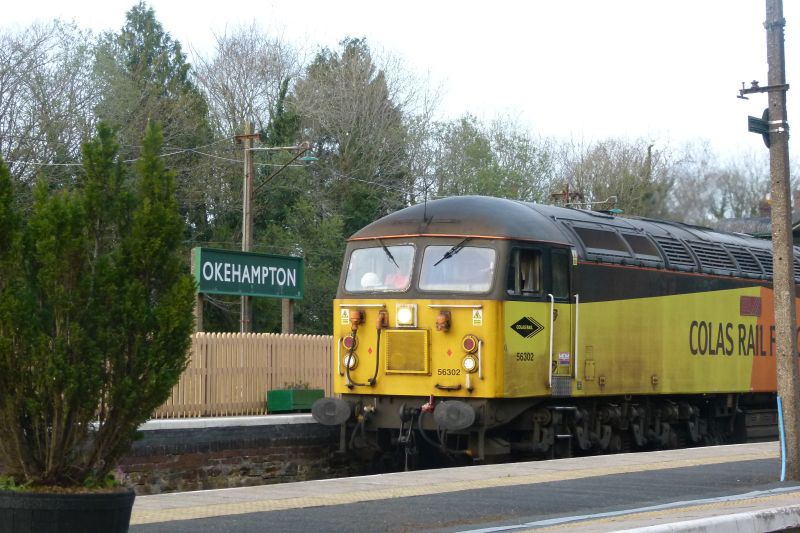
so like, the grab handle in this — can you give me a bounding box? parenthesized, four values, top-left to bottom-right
(547, 293, 554, 389)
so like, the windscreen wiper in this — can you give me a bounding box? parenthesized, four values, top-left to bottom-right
(379, 239, 399, 268)
(433, 238, 471, 266)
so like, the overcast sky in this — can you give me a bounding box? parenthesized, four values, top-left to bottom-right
(4, 0, 797, 158)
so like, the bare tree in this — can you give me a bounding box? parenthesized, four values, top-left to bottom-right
(93, 2, 217, 241)
(291, 38, 435, 234)
(0, 22, 98, 191)
(670, 141, 770, 225)
(553, 137, 673, 218)
(193, 23, 302, 137)
(293, 39, 407, 178)
(716, 151, 770, 219)
(424, 114, 553, 202)
(667, 140, 720, 225)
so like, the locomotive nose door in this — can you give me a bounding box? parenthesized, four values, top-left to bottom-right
(503, 246, 576, 397)
(548, 248, 575, 397)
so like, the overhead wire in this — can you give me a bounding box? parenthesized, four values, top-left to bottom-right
(3, 146, 313, 169)
(4, 139, 419, 196)
(6, 140, 428, 235)
(2, 136, 239, 167)
(183, 240, 339, 261)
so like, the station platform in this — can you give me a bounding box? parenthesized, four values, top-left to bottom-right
(129, 441, 800, 532)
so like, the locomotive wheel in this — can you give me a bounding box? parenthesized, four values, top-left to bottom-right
(608, 432, 623, 454)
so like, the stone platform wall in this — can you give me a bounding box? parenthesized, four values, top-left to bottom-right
(118, 416, 366, 494)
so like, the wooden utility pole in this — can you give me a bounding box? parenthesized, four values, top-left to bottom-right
(191, 249, 203, 332)
(237, 122, 258, 333)
(282, 299, 294, 333)
(765, 0, 799, 480)
(234, 133, 310, 334)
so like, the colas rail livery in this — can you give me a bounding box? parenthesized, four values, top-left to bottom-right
(312, 196, 797, 466)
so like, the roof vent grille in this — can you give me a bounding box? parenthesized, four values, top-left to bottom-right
(654, 238, 696, 269)
(726, 247, 763, 277)
(687, 242, 736, 272)
(750, 249, 774, 278)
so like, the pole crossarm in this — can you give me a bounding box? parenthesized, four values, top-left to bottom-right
(252, 142, 312, 194)
(234, 133, 260, 144)
(737, 80, 790, 100)
(249, 142, 310, 152)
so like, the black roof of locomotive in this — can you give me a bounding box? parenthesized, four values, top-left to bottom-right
(350, 196, 767, 250)
(350, 196, 792, 281)
(350, 196, 571, 245)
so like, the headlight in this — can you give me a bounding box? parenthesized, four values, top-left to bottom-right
(344, 352, 358, 369)
(395, 304, 416, 327)
(462, 355, 478, 373)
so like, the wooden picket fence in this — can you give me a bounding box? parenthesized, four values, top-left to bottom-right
(151, 332, 333, 418)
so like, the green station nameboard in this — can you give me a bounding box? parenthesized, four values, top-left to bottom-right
(194, 247, 304, 299)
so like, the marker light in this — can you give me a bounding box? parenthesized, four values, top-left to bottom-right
(344, 352, 358, 370)
(462, 335, 479, 354)
(462, 355, 478, 373)
(342, 335, 357, 350)
(395, 304, 417, 327)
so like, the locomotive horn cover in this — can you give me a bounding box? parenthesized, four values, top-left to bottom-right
(434, 400, 476, 431)
(311, 397, 351, 425)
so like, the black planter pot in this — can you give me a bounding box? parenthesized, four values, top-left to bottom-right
(0, 488, 135, 533)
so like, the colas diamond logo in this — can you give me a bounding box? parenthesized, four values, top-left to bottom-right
(511, 316, 544, 338)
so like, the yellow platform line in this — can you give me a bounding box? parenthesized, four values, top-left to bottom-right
(131, 447, 777, 525)
(528, 490, 800, 532)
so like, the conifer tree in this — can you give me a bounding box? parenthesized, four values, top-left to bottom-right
(0, 122, 195, 487)
(94, 1, 213, 241)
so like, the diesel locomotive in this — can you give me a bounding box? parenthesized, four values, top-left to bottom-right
(312, 195, 797, 463)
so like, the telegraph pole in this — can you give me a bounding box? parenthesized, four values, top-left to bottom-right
(251, 141, 313, 334)
(742, 0, 798, 481)
(765, 0, 799, 480)
(236, 122, 258, 333)
(233, 135, 312, 334)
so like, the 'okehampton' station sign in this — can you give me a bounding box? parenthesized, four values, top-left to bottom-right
(193, 247, 303, 299)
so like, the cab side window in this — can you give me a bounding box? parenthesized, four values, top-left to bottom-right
(552, 250, 570, 299)
(508, 249, 542, 296)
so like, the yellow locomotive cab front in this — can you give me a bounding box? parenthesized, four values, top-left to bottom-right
(333, 298, 504, 398)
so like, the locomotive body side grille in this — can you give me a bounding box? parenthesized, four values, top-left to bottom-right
(384, 329, 430, 374)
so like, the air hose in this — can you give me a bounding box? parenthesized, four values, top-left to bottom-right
(368, 328, 381, 386)
(346, 322, 382, 388)
(345, 329, 368, 388)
